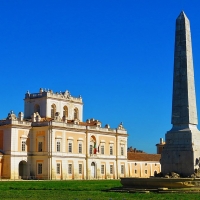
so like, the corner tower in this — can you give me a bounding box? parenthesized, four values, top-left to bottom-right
(24, 88, 83, 121)
(161, 11, 200, 176)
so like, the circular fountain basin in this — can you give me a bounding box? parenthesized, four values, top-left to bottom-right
(120, 177, 200, 189)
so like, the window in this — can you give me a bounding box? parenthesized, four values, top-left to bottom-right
(51, 104, 56, 118)
(101, 145, 104, 154)
(145, 170, 147, 174)
(78, 143, 82, 154)
(57, 141, 61, 152)
(110, 165, 113, 174)
(38, 142, 43, 152)
(68, 143, 72, 153)
(74, 108, 78, 119)
(34, 104, 40, 114)
(110, 146, 113, 155)
(63, 106, 68, 117)
(68, 164, 72, 174)
(89, 145, 93, 155)
(101, 165, 104, 174)
(57, 163, 60, 174)
(79, 164, 82, 174)
(121, 165, 124, 174)
(145, 163, 147, 166)
(38, 163, 42, 174)
(135, 170, 137, 174)
(121, 146, 124, 156)
(22, 141, 26, 151)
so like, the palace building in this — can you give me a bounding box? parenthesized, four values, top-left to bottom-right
(0, 88, 161, 180)
(0, 88, 128, 180)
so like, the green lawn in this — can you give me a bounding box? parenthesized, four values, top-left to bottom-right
(0, 180, 200, 199)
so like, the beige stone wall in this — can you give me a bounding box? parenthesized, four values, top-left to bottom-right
(129, 162, 141, 177)
(128, 161, 161, 178)
(0, 156, 3, 177)
(2, 155, 10, 178)
(0, 130, 3, 150)
(65, 131, 85, 154)
(98, 135, 116, 155)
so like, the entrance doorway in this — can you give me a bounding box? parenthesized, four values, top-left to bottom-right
(91, 162, 96, 178)
(19, 161, 28, 179)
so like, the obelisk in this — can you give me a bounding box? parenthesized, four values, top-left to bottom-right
(161, 11, 200, 176)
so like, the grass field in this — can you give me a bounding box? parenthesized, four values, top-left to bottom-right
(0, 180, 200, 200)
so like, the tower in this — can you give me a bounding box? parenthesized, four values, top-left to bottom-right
(161, 11, 200, 176)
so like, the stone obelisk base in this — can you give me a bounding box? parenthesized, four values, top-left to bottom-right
(161, 125, 200, 177)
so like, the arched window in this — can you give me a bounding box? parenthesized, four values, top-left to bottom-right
(74, 108, 79, 119)
(34, 104, 40, 114)
(51, 104, 56, 119)
(63, 106, 68, 117)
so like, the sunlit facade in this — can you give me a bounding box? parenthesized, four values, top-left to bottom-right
(0, 89, 128, 179)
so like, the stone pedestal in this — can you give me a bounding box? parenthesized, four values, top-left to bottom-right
(161, 125, 200, 176)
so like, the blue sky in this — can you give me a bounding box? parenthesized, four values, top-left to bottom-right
(1, 1, 200, 153)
